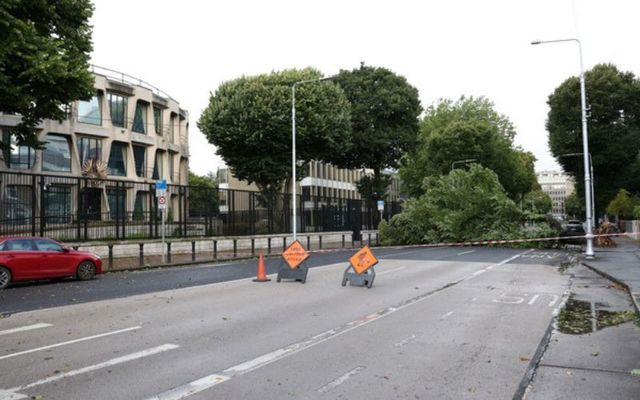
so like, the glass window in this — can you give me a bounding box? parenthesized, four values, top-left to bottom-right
(152, 150, 163, 180)
(77, 136, 102, 165)
(34, 239, 63, 252)
(132, 101, 147, 133)
(2, 131, 35, 169)
(4, 239, 34, 251)
(169, 115, 176, 142)
(78, 94, 102, 125)
(3, 185, 33, 222)
(44, 186, 71, 224)
(107, 188, 126, 220)
(133, 145, 146, 177)
(42, 134, 71, 172)
(154, 107, 162, 135)
(133, 191, 148, 220)
(108, 93, 128, 128)
(107, 142, 127, 176)
(169, 154, 174, 181)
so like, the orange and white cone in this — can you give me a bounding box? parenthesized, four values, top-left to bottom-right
(253, 253, 271, 282)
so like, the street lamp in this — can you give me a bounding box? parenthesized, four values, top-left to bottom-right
(559, 152, 595, 229)
(291, 76, 336, 241)
(451, 158, 477, 172)
(532, 38, 595, 259)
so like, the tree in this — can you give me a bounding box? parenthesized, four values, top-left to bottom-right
(606, 189, 633, 220)
(547, 63, 640, 215)
(0, 0, 95, 149)
(188, 171, 219, 216)
(565, 192, 585, 219)
(380, 165, 524, 245)
(399, 96, 536, 200)
(197, 68, 352, 204)
(334, 64, 422, 201)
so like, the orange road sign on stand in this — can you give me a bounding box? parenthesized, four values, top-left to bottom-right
(343, 245, 378, 288)
(278, 240, 310, 283)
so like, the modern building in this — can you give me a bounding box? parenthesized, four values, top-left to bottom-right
(0, 65, 189, 224)
(536, 170, 575, 220)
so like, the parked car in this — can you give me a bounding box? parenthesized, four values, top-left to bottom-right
(0, 237, 102, 289)
(560, 220, 586, 244)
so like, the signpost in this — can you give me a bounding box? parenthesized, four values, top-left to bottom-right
(156, 180, 167, 263)
(342, 245, 378, 288)
(278, 240, 310, 283)
(377, 200, 384, 225)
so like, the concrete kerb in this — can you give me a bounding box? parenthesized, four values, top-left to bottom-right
(580, 257, 640, 317)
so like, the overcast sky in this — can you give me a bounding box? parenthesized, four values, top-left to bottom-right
(89, 0, 640, 176)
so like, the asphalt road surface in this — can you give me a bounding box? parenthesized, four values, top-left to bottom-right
(0, 246, 573, 399)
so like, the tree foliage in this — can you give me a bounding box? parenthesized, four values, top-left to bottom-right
(0, 0, 95, 148)
(197, 68, 352, 201)
(399, 97, 536, 200)
(188, 171, 218, 215)
(547, 63, 640, 214)
(523, 189, 553, 216)
(606, 188, 633, 219)
(380, 165, 524, 245)
(334, 64, 422, 200)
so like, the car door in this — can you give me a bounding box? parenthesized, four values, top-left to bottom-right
(33, 239, 74, 277)
(0, 239, 41, 280)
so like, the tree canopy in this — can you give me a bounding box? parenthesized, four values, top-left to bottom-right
(547, 63, 640, 214)
(334, 64, 422, 200)
(606, 188, 633, 220)
(197, 68, 352, 200)
(0, 0, 95, 148)
(188, 171, 219, 216)
(399, 96, 536, 200)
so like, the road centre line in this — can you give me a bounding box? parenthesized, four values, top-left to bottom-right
(3, 344, 179, 397)
(394, 334, 417, 348)
(441, 311, 454, 319)
(0, 326, 141, 361)
(0, 323, 52, 336)
(317, 366, 366, 393)
(146, 250, 530, 400)
(457, 250, 476, 256)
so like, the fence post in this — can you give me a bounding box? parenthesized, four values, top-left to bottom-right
(251, 238, 255, 256)
(148, 183, 154, 238)
(167, 242, 172, 263)
(319, 235, 323, 250)
(39, 175, 45, 237)
(267, 237, 271, 255)
(307, 236, 311, 250)
(233, 239, 237, 258)
(31, 174, 37, 237)
(120, 182, 126, 239)
(191, 240, 196, 261)
(76, 178, 81, 241)
(108, 244, 113, 270)
(342, 234, 345, 248)
(283, 236, 287, 251)
(139, 243, 144, 267)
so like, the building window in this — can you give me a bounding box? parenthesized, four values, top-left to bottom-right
(132, 101, 148, 133)
(78, 94, 102, 125)
(168, 154, 175, 181)
(152, 150, 163, 180)
(42, 134, 71, 172)
(133, 145, 146, 178)
(133, 191, 148, 220)
(154, 107, 163, 135)
(44, 185, 71, 224)
(107, 142, 128, 176)
(169, 114, 176, 142)
(107, 188, 126, 220)
(108, 93, 128, 128)
(2, 131, 35, 169)
(77, 136, 102, 165)
(3, 185, 32, 222)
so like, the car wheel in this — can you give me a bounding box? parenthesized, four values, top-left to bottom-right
(0, 267, 11, 289)
(76, 261, 96, 281)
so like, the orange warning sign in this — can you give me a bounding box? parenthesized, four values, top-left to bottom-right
(349, 245, 378, 274)
(282, 240, 309, 269)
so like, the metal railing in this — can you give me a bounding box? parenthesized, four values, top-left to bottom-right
(91, 65, 176, 102)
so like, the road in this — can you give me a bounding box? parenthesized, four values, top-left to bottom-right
(0, 246, 572, 399)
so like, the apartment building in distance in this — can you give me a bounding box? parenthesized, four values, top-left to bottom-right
(536, 170, 575, 221)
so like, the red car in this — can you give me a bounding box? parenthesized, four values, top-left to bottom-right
(0, 237, 102, 289)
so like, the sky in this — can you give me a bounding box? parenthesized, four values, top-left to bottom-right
(89, 0, 640, 176)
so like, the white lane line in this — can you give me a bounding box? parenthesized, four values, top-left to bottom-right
(0, 389, 27, 400)
(457, 250, 476, 256)
(146, 251, 530, 400)
(0, 323, 53, 336)
(317, 366, 366, 393)
(393, 334, 417, 348)
(377, 267, 405, 276)
(440, 311, 454, 320)
(484, 250, 534, 271)
(6, 344, 178, 394)
(0, 326, 141, 361)
(472, 269, 486, 277)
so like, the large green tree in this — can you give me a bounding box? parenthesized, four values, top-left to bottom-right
(0, 0, 95, 148)
(188, 171, 219, 216)
(400, 97, 536, 200)
(334, 64, 422, 201)
(197, 68, 352, 202)
(547, 63, 640, 214)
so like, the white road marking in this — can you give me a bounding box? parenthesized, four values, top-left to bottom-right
(457, 250, 476, 256)
(485, 250, 534, 271)
(317, 366, 366, 393)
(377, 267, 405, 276)
(472, 269, 486, 277)
(0, 323, 52, 336)
(0, 389, 26, 400)
(441, 311, 454, 320)
(492, 293, 525, 304)
(2, 344, 179, 398)
(146, 251, 531, 399)
(471, 297, 478, 302)
(394, 334, 417, 348)
(0, 326, 141, 361)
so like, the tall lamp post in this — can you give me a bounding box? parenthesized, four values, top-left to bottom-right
(291, 76, 335, 241)
(532, 38, 595, 259)
(559, 152, 595, 229)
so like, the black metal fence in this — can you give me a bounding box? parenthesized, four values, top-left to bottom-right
(0, 170, 401, 242)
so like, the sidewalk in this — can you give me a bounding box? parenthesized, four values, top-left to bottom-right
(581, 236, 640, 315)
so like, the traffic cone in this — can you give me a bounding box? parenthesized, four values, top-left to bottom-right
(253, 253, 271, 282)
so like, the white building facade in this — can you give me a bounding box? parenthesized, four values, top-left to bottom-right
(536, 170, 575, 221)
